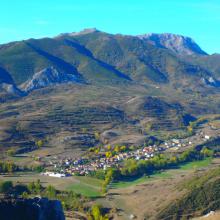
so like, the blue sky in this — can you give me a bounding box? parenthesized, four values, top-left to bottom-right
(1, 0, 220, 54)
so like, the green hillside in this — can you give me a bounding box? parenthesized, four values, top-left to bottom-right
(157, 168, 220, 219)
(0, 30, 217, 92)
(0, 30, 219, 153)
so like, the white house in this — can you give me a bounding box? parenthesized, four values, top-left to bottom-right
(42, 172, 66, 178)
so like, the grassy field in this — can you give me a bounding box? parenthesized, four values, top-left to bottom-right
(0, 173, 103, 198)
(111, 172, 173, 189)
(66, 176, 103, 198)
(110, 158, 213, 189)
(178, 157, 212, 170)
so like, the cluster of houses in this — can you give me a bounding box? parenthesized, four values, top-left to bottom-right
(42, 133, 212, 178)
(163, 138, 193, 151)
(43, 145, 164, 177)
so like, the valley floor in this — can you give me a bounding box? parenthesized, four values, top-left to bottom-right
(1, 157, 219, 219)
(95, 158, 220, 220)
(0, 105, 220, 219)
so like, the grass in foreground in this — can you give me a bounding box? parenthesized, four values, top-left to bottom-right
(66, 176, 103, 198)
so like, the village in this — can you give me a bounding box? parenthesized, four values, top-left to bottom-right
(42, 132, 211, 178)
(43, 145, 159, 177)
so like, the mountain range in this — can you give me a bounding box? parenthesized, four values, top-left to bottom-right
(0, 28, 220, 95)
(0, 28, 219, 151)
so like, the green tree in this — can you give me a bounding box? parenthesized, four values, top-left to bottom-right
(101, 183, 107, 194)
(7, 149, 16, 157)
(46, 185, 56, 199)
(22, 191, 29, 199)
(105, 151, 112, 158)
(82, 128, 87, 133)
(121, 159, 138, 176)
(201, 147, 214, 157)
(95, 148, 100, 154)
(0, 181, 13, 194)
(61, 201, 68, 211)
(169, 156, 178, 166)
(27, 180, 42, 194)
(114, 146, 120, 153)
(107, 145, 111, 151)
(27, 181, 35, 193)
(36, 140, 43, 148)
(105, 169, 114, 183)
(35, 179, 42, 193)
(120, 145, 126, 152)
(94, 132, 100, 140)
(6, 161, 17, 173)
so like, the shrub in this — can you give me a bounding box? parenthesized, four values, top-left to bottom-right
(7, 149, 16, 157)
(0, 181, 13, 194)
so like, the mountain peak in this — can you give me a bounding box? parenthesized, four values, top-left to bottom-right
(57, 28, 99, 38)
(138, 33, 208, 56)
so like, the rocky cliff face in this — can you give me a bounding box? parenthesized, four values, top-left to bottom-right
(0, 197, 65, 220)
(0, 83, 24, 96)
(21, 66, 82, 92)
(138, 33, 207, 56)
(0, 67, 24, 97)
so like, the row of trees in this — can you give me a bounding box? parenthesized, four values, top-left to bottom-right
(0, 180, 43, 196)
(101, 169, 115, 194)
(0, 179, 88, 213)
(99, 146, 214, 188)
(89, 145, 128, 156)
(0, 161, 43, 174)
(119, 147, 213, 178)
(0, 161, 18, 173)
(105, 145, 127, 158)
(119, 147, 214, 179)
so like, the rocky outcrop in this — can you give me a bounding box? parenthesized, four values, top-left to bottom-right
(0, 83, 24, 96)
(0, 197, 65, 220)
(22, 66, 82, 92)
(0, 67, 24, 97)
(201, 76, 220, 87)
(138, 33, 207, 56)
